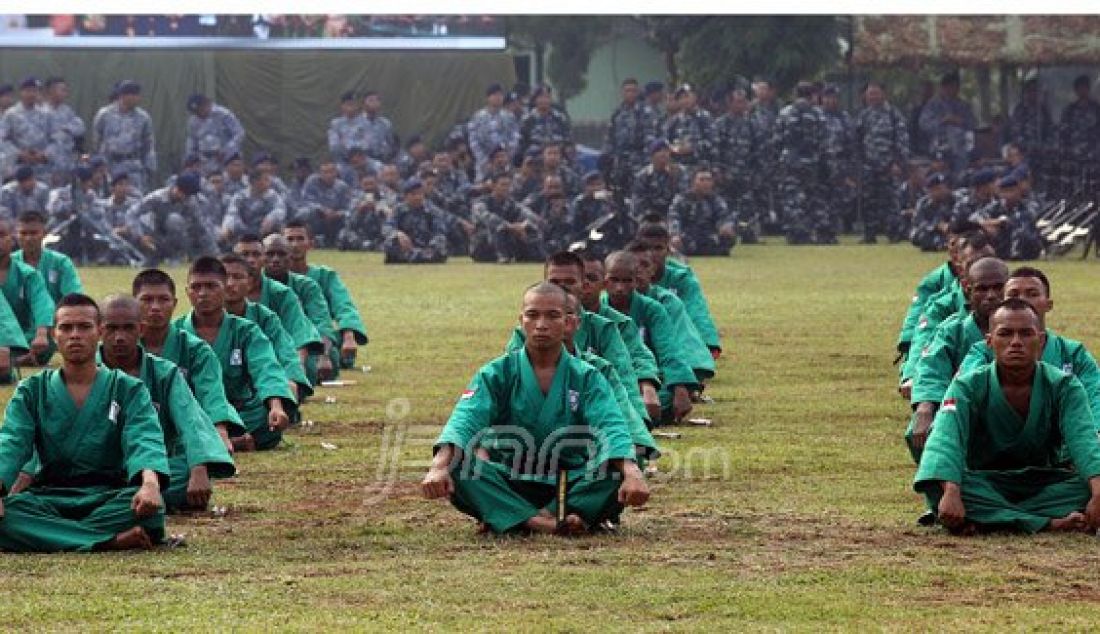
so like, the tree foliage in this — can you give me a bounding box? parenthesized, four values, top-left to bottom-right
(637, 16, 843, 95)
(506, 16, 613, 101)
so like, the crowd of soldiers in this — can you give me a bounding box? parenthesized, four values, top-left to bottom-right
(1, 69, 1098, 262)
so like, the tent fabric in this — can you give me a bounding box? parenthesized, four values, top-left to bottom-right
(0, 49, 514, 182)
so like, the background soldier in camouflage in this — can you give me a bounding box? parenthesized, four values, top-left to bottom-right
(1004, 77, 1053, 184)
(470, 172, 544, 263)
(327, 92, 369, 164)
(361, 91, 398, 163)
(750, 79, 780, 229)
(468, 84, 519, 181)
(43, 77, 85, 187)
(338, 172, 389, 252)
(1058, 75, 1100, 179)
(775, 82, 829, 244)
(519, 86, 571, 158)
(131, 173, 215, 263)
(94, 80, 156, 193)
(951, 167, 997, 227)
(909, 172, 955, 251)
(855, 80, 909, 244)
(221, 170, 287, 242)
(631, 139, 683, 220)
(1, 166, 49, 220)
(523, 174, 575, 255)
(663, 84, 716, 167)
(918, 71, 974, 182)
(668, 168, 736, 256)
(2, 78, 50, 182)
(300, 159, 354, 247)
(605, 78, 656, 196)
(185, 94, 245, 176)
(715, 87, 760, 243)
(821, 84, 857, 235)
(382, 179, 449, 264)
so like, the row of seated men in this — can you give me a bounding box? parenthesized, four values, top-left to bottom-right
(422, 237, 724, 534)
(2, 142, 737, 268)
(895, 222, 1100, 534)
(905, 163, 1044, 260)
(0, 221, 367, 551)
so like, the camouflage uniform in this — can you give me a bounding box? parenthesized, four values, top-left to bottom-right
(94, 104, 157, 192)
(667, 191, 736, 256)
(519, 108, 571, 156)
(630, 163, 684, 219)
(571, 191, 634, 259)
(822, 106, 856, 231)
(44, 183, 109, 261)
(663, 108, 716, 167)
(1005, 98, 1053, 162)
(714, 111, 759, 237)
(918, 96, 974, 180)
(523, 192, 576, 255)
(327, 113, 370, 163)
(222, 187, 287, 239)
(2, 102, 51, 180)
(337, 189, 389, 251)
(382, 202, 450, 263)
(774, 99, 829, 244)
(605, 101, 656, 193)
(44, 102, 86, 185)
(222, 174, 249, 199)
(469, 193, 544, 263)
(132, 187, 217, 261)
(0, 180, 50, 218)
(972, 197, 1043, 261)
(1058, 98, 1100, 171)
(909, 192, 956, 251)
(185, 104, 245, 175)
(300, 175, 354, 246)
(854, 102, 909, 241)
(467, 108, 519, 180)
(749, 101, 779, 225)
(362, 114, 398, 163)
(951, 189, 995, 227)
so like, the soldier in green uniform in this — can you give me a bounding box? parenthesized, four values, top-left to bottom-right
(421, 282, 649, 535)
(915, 299, 1100, 535)
(0, 294, 168, 552)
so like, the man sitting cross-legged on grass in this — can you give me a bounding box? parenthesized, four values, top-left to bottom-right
(283, 220, 368, 371)
(174, 256, 296, 452)
(0, 294, 168, 552)
(957, 266, 1100, 433)
(577, 249, 664, 422)
(603, 250, 697, 424)
(626, 240, 716, 385)
(221, 253, 313, 403)
(505, 251, 655, 430)
(422, 282, 649, 535)
(915, 298, 1100, 535)
(96, 294, 236, 513)
(908, 257, 1010, 460)
(133, 269, 244, 454)
(634, 222, 722, 359)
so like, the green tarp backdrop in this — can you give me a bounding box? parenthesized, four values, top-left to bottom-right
(0, 49, 515, 183)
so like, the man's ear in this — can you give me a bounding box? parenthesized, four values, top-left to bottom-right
(1046, 298, 1054, 314)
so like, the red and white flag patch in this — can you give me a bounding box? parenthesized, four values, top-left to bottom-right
(460, 388, 477, 400)
(941, 398, 957, 412)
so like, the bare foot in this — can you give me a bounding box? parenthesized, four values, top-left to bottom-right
(524, 512, 558, 534)
(554, 513, 588, 537)
(101, 526, 154, 551)
(475, 522, 491, 535)
(231, 434, 256, 452)
(1049, 512, 1089, 533)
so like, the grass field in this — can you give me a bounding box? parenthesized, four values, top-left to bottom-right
(3, 241, 1100, 631)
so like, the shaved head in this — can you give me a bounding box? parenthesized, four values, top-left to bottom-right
(604, 250, 637, 273)
(968, 256, 1009, 280)
(523, 281, 568, 308)
(102, 294, 141, 319)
